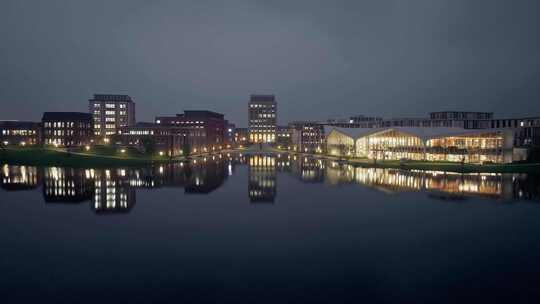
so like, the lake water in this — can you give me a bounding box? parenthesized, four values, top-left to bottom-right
(2, 153, 540, 303)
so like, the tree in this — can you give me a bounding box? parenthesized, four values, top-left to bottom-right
(182, 141, 191, 157)
(141, 138, 155, 155)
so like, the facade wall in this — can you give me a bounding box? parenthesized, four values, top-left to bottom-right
(117, 124, 186, 157)
(326, 130, 354, 157)
(42, 114, 93, 147)
(155, 111, 226, 153)
(356, 130, 424, 160)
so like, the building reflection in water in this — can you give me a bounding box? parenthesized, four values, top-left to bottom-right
(1, 154, 540, 214)
(248, 155, 277, 203)
(92, 169, 135, 214)
(290, 155, 325, 183)
(43, 167, 93, 203)
(1, 164, 41, 191)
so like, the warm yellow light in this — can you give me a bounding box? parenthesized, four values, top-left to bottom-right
(120, 149, 126, 153)
(20, 141, 26, 146)
(159, 151, 164, 156)
(104, 138, 110, 143)
(85, 145, 91, 151)
(2, 141, 8, 145)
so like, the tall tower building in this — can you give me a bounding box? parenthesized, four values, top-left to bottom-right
(248, 94, 277, 143)
(89, 94, 136, 140)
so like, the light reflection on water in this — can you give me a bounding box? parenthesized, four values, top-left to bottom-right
(1, 154, 540, 214)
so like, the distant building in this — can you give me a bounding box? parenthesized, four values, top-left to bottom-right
(327, 115, 383, 128)
(234, 127, 249, 146)
(225, 121, 236, 147)
(42, 112, 93, 147)
(430, 111, 494, 120)
(117, 122, 187, 157)
(155, 110, 226, 153)
(89, 94, 136, 141)
(289, 121, 325, 153)
(0, 121, 42, 146)
(248, 94, 277, 143)
(276, 125, 293, 148)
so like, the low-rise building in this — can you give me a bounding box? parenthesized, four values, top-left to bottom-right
(276, 125, 293, 149)
(289, 121, 325, 153)
(0, 121, 42, 146)
(116, 122, 187, 157)
(155, 110, 226, 153)
(42, 112, 93, 147)
(325, 126, 516, 164)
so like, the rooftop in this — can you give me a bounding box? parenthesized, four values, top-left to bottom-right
(42, 112, 93, 121)
(89, 94, 133, 102)
(249, 94, 275, 103)
(325, 126, 508, 141)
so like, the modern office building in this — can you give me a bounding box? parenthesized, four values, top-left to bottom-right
(89, 94, 136, 140)
(248, 94, 277, 143)
(42, 112, 93, 147)
(325, 126, 516, 164)
(155, 110, 226, 153)
(0, 121, 42, 146)
(117, 122, 187, 157)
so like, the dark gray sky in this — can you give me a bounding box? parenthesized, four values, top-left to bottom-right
(1, 0, 539, 126)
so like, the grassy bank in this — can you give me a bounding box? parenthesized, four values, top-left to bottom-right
(0, 146, 174, 168)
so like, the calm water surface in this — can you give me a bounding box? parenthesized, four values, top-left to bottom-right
(2, 153, 540, 303)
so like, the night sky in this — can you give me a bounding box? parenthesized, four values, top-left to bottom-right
(1, 0, 539, 126)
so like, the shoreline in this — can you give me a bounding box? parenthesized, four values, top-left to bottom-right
(1, 146, 540, 173)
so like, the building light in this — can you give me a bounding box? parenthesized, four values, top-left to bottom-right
(159, 151, 164, 156)
(520, 121, 524, 127)
(156, 120, 161, 124)
(85, 145, 91, 151)
(2, 141, 8, 146)
(349, 119, 354, 124)
(228, 128, 232, 132)
(20, 141, 26, 146)
(120, 149, 126, 153)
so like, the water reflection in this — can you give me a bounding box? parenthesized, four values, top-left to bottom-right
(1, 153, 540, 213)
